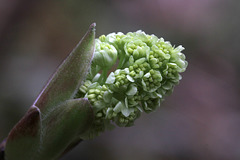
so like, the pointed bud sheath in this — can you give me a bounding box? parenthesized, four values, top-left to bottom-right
(5, 99, 93, 160)
(34, 23, 96, 115)
(5, 106, 41, 160)
(4, 24, 96, 160)
(36, 98, 93, 160)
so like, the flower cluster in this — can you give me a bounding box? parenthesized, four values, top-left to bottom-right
(77, 30, 188, 139)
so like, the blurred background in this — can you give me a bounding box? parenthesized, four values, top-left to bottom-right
(0, 0, 240, 159)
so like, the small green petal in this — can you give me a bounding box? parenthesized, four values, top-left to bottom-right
(106, 72, 115, 84)
(127, 75, 134, 82)
(144, 72, 151, 78)
(92, 73, 101, 82)
(125, 97, 128, 108)
(135, 57, 146, 64)
(143, 101, 152, 112)
(149, 92, 162, 99)
(103, 91, 112, 103)
(88, 82, 99, 89)
(113, 101, 124, 113)
(121, 108, 134, 117)
(93, 101, 106, 112)
(105, 108, 113, 119)
(124, 68, 130, 74)
(126, 84, 138, 96)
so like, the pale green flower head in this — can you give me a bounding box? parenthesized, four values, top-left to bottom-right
(77, 30, 188, 139)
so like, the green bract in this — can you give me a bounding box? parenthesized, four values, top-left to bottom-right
(77, 30, 188, 139)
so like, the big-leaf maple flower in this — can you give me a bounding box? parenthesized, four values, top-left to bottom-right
(77, 30, 188, 139)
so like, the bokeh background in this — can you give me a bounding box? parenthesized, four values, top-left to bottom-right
(1, 0, 240, 160)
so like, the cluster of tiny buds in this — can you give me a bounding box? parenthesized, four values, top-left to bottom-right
(77, 30, 187, 139)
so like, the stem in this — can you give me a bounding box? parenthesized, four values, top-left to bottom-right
(98, 69, 108, 85)
(90, 65, 101, 79)
(117, 55, 126, 69)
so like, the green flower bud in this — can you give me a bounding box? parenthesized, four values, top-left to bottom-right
(101, 32, 126, 56)
(142, 98, 161, 113)
(92, 39, 118, 69)
(141, 69, 162, 92)
(124, 40, 150, 59)
(77, 30, 188, 139)
(115, 107, 141, 127)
